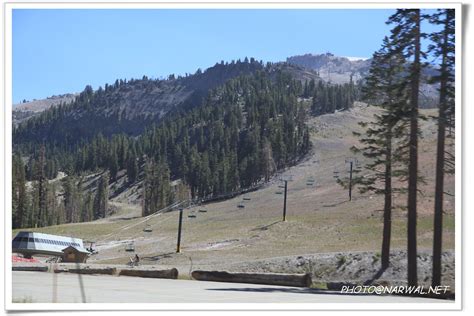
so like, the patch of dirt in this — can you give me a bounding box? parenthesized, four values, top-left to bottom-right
(192, 239, 241, 251)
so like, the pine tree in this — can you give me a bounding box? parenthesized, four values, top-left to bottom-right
(29, 182, 39, 228)
(94, 172, 109, 219)
(45, 182, 58, 226)
(429, 8, 455, 287)
(142, 158, 171, 216)
(81, 192, 94, 222)
(260, 138, 276, 182)
(62, 176, 82, 223)
(109, 148, 119, 181)
(126, 150, 139, 184)
(36, 144, 47, 227)
(387, 9, 424, 286)
(354, 37, 409, 270)
(12, 154, 28, 228)
(159, 162, 172, 208)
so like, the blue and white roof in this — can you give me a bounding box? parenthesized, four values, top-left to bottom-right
(12, 231, 88, 256)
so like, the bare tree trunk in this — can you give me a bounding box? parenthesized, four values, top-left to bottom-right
(407, 10, 421, 287)
(382, 130, 393, 270)
(432, 11, 450, 287)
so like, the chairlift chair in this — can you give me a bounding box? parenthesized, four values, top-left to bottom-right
(125, 241, 135, 252)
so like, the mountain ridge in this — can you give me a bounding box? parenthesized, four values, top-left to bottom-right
(287, 52, 372, 84)
(13, 59, 324, 148)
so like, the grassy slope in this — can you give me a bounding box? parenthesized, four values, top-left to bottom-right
(13, 104, 455, 268)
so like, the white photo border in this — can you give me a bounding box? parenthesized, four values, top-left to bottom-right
(1, 0, 464, 311)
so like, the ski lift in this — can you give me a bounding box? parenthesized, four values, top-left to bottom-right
(143, 220, 153, 232)
(345, 157, 358, 164)
(86, 242, 98, 255)
(125, 241, 135, 252)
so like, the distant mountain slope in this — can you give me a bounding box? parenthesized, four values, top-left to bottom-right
(13, 93, 78, 125)
(14, 93, 78, 112)
(287, 52, 371, 84)
(287, 52, 439, 108)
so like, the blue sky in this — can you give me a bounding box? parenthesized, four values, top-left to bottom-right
(13, 9, 399, 103)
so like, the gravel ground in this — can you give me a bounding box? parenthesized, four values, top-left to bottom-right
(210, 249, 455, 289)
(12, 249, 455, 292)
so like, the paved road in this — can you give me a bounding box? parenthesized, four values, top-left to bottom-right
(12, 271, 448, 304)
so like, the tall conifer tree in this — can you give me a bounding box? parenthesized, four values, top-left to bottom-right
(387, 9, 424, 286)
(429, 8, 455, 287)
(36, 144, 47, 227)
(355, 37, 409, 270)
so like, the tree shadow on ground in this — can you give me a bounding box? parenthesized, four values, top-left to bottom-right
(108, 216, 142, 222)
(142, 252, 175, 261)
(322, 200, 348, 208)
(363, 266, 387, 286)
(250, 221, 281, 232)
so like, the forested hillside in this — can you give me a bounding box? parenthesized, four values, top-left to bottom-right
(12, 59, 359, 229)
(13, 59, 267, 147)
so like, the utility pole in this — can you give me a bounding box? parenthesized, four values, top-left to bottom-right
(176, 208, 183, 253)
(349, 161, 353, 201)
(283, 180, 288, 222)
(345, 157, 357, 201)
